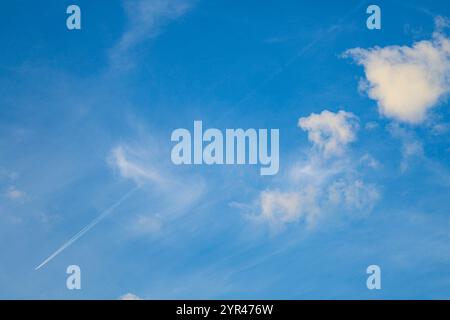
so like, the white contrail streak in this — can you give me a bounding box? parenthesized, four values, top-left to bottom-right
(35, 186, 140, 270)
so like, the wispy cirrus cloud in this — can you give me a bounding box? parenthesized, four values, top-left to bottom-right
(298, 110, 359, 157)
(387, 123, 424, 173)
(108, 140, 205, 207)
(110, 0, 194, 69)
(107, 137, 206, 238)
(108, 145, 166, 187)
(127, 214, 162, 236)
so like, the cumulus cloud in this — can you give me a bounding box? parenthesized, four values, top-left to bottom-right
(246, 110, 379, 231)
(110, 0, 194, 69)
(345, 21, 450, 124)
(255, 163, 379, 230)
(259, 188, 319, 229)
(298, 110, 359, 157)
(119, 293, 143, 300)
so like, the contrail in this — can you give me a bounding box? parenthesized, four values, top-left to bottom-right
(35, 186, 140, 270)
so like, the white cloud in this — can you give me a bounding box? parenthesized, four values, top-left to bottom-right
(388, 123, 424, 172)
(400, 141, 424, 172)
(128, 214, 162, 235)
(298, 110, 359, 157)
(5, 186, 25, 200)
(345, 23, 450, 124)
(365, 121, 379, 130)
(328, 179, 380, 213)
(247, 110, 379, 230)
(435, 16, 450, 31)
(110, 0, 193, 69)
(430, 122, 450, 135)
(255, 161, 379, 230)
(359, 153, 380, 169)
(108, 146, 165, 186)
(259, 188, 319, 229)
(119, 293, 143, 300)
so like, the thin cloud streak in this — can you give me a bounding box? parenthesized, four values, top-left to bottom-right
(35, 186, 140, 270)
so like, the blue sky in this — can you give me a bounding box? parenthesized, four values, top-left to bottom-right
(0, 0, 450, 299)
